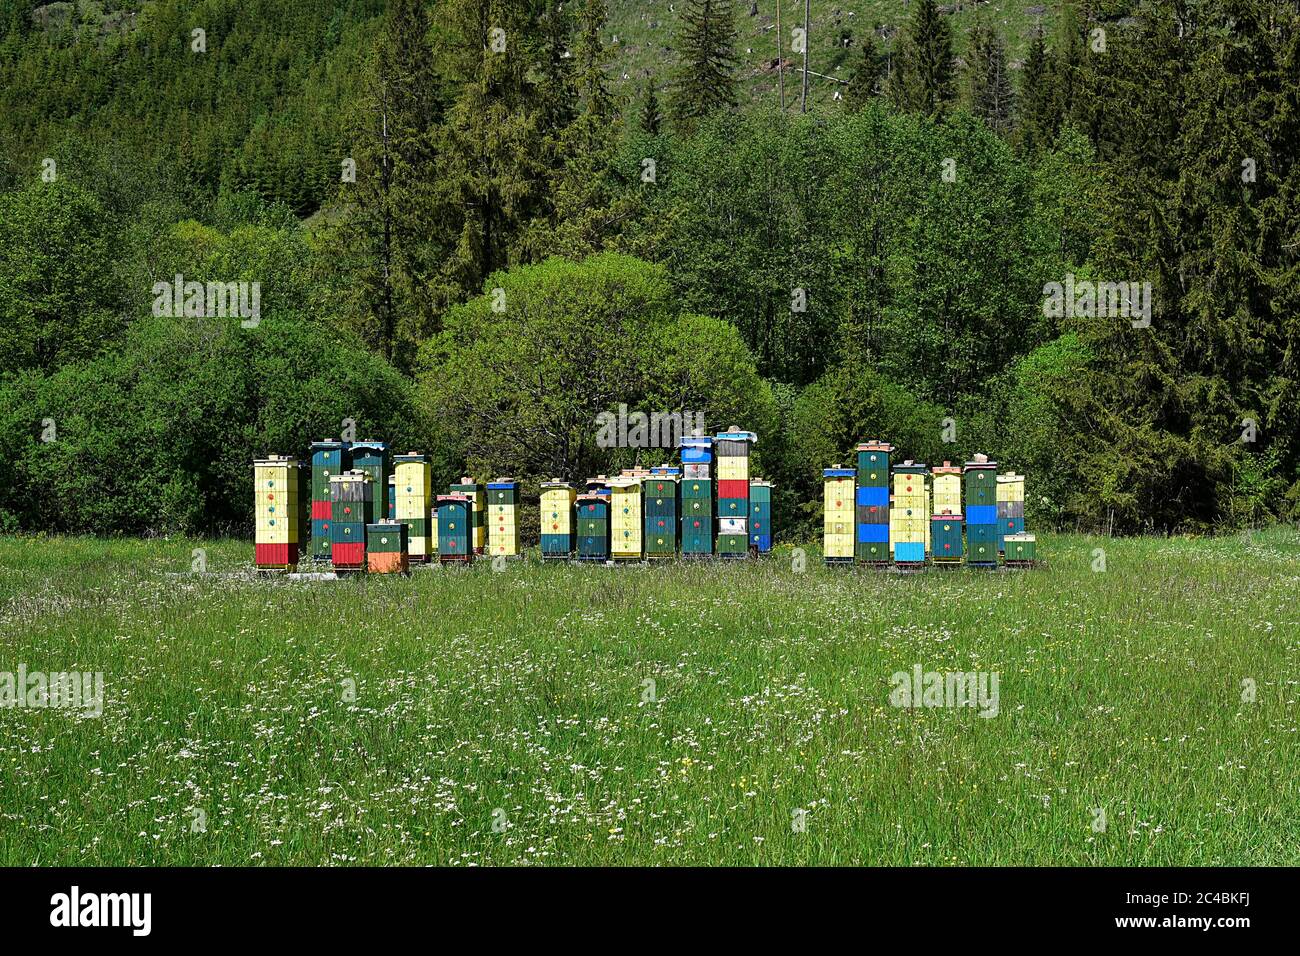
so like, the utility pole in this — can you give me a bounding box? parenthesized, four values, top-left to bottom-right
(800, 0, 809, 113)
(776, 1, 785, 111)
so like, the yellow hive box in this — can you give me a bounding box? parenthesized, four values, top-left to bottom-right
(932, 473, 962, 514)
(541, 485, 576, 535)
(823, 476, 855, 515)
(254, 456, 301, 549)
(608, 478, 643, 557)
(996, 472, 1025, 502)
(824, 533, 854, 558)
(716, 456, 750, 481)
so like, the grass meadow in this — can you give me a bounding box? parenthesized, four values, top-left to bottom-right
(0, 529, 1296, 866)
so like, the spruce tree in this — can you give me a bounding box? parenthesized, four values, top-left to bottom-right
(670, 0, 739, 133)
(965, 23, 1015, 136)
(432, 0, 549, 301)
(887, 0, 955, 119)
(641, 75, 663, 134)
(844, 31, 885, 110)
(1016, 27, 1058, 153)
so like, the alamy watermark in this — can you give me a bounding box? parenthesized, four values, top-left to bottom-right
(889, 664, 1000, 718)
(151, 273, 261, 328)
(1, 665, 103, 717)
(1043, 273, 1152, 328)
(595, 404, 705, 449)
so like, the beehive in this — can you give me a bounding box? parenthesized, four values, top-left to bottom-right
(350, 442, 390, 525)
(436, 494, 473, 562)
(309, 440, 350, 560)
(576, 492, 612, 561)
(749, 479, 773, 553)
(715, 427, 756, 558)
(855, 441, 893, 563)
(1003, 532, 1037, 565)
(540, 480, 577, 559)
(890, 461, 929, 564)
(931, 462, 963, 515)
(253, 455, 302, 570)
(643, 471, 679, 559)
(823, 466, 856, 564)
(366, 521, 409, 574)
(450, 478, 486, 553)
(996, 472, 1026, 552)
(608, 476, 644, 560)
(393, 452, 432, 562)
(964, 454, 999, 565)
(680, 477, 713, 555)
(329, 469, 373, 571)
(488, 479, 521, 557)
(680, 435, 714, 479)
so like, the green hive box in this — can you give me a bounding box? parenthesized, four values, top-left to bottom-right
(643, 476, 678, 557)
(436, 496, 472, 560)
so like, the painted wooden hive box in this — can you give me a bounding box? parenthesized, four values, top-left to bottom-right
(393, 452, 432, 562)
(366, 521, 409, 574)
(855, 441, 893, 563)
(749, 479, 773, 553)
(996, 472, 1026, 552)
(715, 427, 757, 557)
(309, 440, 350, 561)
(449, 478, 486, 554)
(680, 476, 714, 555)
(254, 455, 302, 570)
(576, 492, 612, 561)
(643, 470, 679, 558)
(964, 455, 999, 565)
(540, 480, 577, 559)
(329, 469, 373, 571)
(608, 475, 644, 560)
(436, 494, 473, 562)
(488, 479, 521, 557)
(890, 461, 929, 565)
(823, 467, 856, 564)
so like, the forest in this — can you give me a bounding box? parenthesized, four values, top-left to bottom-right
(0, 0, 1296, 539)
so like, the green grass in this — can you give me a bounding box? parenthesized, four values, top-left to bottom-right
(1, 529, 1296, 866)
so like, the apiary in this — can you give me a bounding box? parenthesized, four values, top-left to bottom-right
(576, 492, 612, 562)
(450, 478, 486, 553)
(540, 480, 577, 559)
(309, 440, 350, 560)
(890, 461, 929, 565)
(608, 475, 644, 560)
(254, 455, 302, 571)
(680, 476, 713, 555)
(996, 472, 1026, 552)
(964, 454, 999, 566)
(366, 521, 409, 574)
(329, 469, 373, 571)
(436, 494, 473, 563)
(643, 472, 679, 559)
(487, 479, 521, 557)
(749, 479, 773, 553)
(855, 441, 893, 564)
(823, 466, 856, 565)
(1003, 533, 1037, 566)
(393, 452, 432, 562)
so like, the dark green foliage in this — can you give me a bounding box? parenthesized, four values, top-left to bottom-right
(965, 22, 1015, 136)
(888, 0, 956, 119)
(670, 0, 739, 132)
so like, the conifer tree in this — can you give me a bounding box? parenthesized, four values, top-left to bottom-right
(965, 23, 1015, 136)
(641, 75, 663, 134)
(432, 0, 549, 302)
(844, 31, 885, 110)
(1016, 27, 1058, 153)
(887, 0, 955, 119)
(670, 0, 739, 133)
